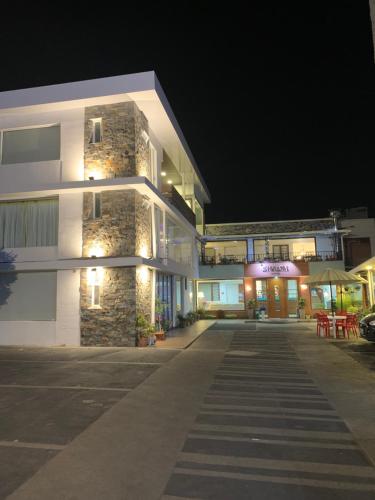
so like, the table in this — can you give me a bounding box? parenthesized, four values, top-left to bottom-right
(327, 315, 346, 339)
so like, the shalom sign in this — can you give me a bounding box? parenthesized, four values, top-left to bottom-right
(245, 261, 303, 278)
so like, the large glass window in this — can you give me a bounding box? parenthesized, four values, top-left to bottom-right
(166, 215, 192, 265)
(311, 284, 337, 310)
(256, 280, 267, 301)
(197, 279, 244, 310)
(0, 199, 58, 248)
(154, 206, 164, 258)
(1, 125, 60, 164)
(0, 271, 57, 320)
(156, 272, 173, 323)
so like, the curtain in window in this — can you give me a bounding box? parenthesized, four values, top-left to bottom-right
(0, 199, 58, 248)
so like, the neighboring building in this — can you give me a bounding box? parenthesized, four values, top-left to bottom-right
(0, 72, 210, 346)
(198, 210, 375, 319)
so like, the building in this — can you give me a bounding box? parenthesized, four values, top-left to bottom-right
(198, 210, 375, 319)
(0, 72, 210, 346)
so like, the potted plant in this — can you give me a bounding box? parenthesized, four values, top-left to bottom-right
(247, 298, 256, 319)
(136, 314, 155, 347)
(298, 297, 306, 319)
(177, 313, 186, 328)
(155, 298, 168, 340)
(197, 307, 205, 320)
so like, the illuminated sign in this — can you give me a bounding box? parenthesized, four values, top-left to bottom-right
(245, 261, 303, 277)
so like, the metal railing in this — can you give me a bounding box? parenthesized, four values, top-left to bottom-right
(200, 251, 343, 265)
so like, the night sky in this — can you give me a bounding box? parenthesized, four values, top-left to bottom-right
(1, 2, 374, 223)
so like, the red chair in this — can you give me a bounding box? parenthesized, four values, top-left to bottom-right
(317, 314, 331, 337)
(346, 314, 358, 339)
(334, 317, 347, 339)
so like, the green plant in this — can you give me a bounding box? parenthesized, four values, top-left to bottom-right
(298, 297, 306, 308)
(197, 307, 205, 319)
(136, 314, 153, 338)
(186, 311, 196, 324)
(247, 298, 256, 308)
(177, 313, 186, 328)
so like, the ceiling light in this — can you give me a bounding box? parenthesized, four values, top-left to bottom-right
(161, 171, 166, 177)
(167, 179, 173, 184)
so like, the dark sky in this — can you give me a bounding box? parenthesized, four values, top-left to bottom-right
(1, 2, 374, 223)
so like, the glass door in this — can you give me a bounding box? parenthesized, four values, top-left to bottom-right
(287, 279, 298, 317)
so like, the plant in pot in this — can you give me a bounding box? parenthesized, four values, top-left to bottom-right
(177, 313, 186, 328)
(246, 298, 256, 319)
(298, 297, 306, 319)
(155, 298, 168, 340)
(197, 307, 205, 320)
(136, 314, 154, 347)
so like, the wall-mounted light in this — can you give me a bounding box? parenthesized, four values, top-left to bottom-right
(300, 284, 308, 291)
(137, 265, 150, 284)
(245, 285, 252, 292)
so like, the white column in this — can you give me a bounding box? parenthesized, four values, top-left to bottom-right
(56, 269, 81, 346)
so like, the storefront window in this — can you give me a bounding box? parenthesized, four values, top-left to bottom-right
(256, 280, 267, 301)
(311, 284, 337, 310)
(197, 279, 244, 310)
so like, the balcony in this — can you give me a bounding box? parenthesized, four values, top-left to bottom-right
(200, 251, 343, 265)
(162, 185, 196, 227)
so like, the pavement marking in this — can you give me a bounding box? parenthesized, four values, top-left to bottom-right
(192, 423, 354, 440)
(0, 359, 163, 365)
(187, 433, 359, 450)
(207, 390, 329, 401)
(200, 409, 341, 422)
(0, 440, 65, 451)
(173, 467, 375, 492)
(178, 452, 375, 477)
(0, 384, 132, 392)
(201, 403, 339, 416)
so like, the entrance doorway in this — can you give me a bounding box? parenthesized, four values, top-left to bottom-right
(255, 278, 299, 318)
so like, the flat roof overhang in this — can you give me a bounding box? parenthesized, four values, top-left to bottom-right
(0, 71, 210, 204)
(351, 256, 375, 274)
(0, 176, 199, 236)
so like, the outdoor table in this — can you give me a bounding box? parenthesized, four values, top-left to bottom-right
(327, 315, 346, 339)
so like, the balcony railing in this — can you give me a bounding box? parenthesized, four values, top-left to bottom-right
(162, 185, 196, 227)
(200, 251, 343, 265)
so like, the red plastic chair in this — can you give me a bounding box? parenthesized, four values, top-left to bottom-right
(346, 314, 358, 339)
(317, 314, 331, 337)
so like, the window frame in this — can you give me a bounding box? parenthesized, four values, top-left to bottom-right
(89, 118, 103, 144)
(0, 123, 61, 165)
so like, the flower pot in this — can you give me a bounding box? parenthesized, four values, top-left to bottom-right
(298, 308, 306, 319)
(155, 330, 165, 341)
(138, 336, 149, 347)
(247, 308, 255, 319)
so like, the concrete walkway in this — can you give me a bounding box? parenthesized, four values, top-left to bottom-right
(8, 322, 375, 499)
(156, 320, 215, 349)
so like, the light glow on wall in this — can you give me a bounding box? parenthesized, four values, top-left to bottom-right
(300, 284, 308, 290)
(137, 265, 150, 284)
(89, 244, 105, 258)
(245, 285, 252, 292)
(139, 243, 150, 259)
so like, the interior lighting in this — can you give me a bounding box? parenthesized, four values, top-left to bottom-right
(161, 171, 167, 177)
(167, 179, 173, 184)
(300, 284, 308, 291)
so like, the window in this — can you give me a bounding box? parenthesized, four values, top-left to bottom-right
(197, 280, 244, 310)
(89, 119, 102, 144)
(149, 142, 158, 186)
(93, 192, 102, 219)
(88, 267, 102, 308)
(0, 271, 57, 320)
(256, 280, 267, 301)
(1, 125, 60, 164)
(0, 199, 58, 248)
(311, 284, 336, 310)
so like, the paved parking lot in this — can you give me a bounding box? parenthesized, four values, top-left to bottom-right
(0, 346, 179, 499)
(332, 338, 375, 371)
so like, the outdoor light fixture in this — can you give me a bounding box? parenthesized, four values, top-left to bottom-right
(161, 171, 166, 177)
(167, 179, 173, 184)
(245, 285, 252, 292)
(89, 244, 104, 258)
(366, 265, 373, 270)
(300, 284, 308, 291)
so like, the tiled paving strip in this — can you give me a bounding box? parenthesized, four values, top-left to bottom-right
(163, 330, 375, 499)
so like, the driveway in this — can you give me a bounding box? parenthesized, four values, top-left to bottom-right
(0, 345, 178, 499)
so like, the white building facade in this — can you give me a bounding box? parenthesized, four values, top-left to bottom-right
(0, 72, 210, 346)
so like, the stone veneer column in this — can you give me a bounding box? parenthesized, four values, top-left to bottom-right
(80, 102, 153, 346)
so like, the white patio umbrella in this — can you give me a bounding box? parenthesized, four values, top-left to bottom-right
(304, 268, 367, 315)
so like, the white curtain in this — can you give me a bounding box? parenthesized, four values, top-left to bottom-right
(0, 199, 58, 248)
